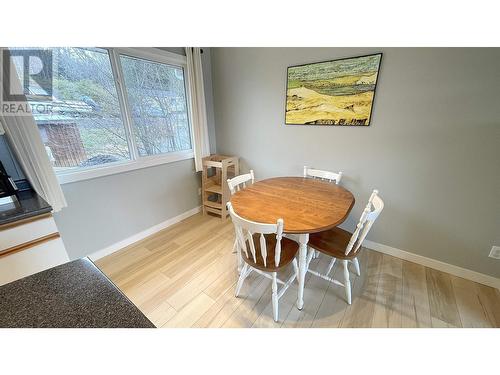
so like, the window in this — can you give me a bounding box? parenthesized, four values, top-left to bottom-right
(120, 55, 191, 156)
(10, 47, 193, 183)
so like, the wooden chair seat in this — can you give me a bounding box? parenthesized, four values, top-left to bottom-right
(242, 234, 299, 272)
(308, 227, 361, 260)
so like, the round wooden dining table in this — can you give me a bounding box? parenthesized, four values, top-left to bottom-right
(231, 177, 355, 310)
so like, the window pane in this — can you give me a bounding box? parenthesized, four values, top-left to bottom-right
(11, 47, 130, 172)
(119, 55, 192, 156)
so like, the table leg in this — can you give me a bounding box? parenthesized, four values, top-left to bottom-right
(297, 233, 309, 310)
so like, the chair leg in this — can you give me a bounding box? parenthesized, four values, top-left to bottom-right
(232, 238, 238, 254)
(237, 254, 243, 274)
(343, 260, 351, 305)
(326, 257, 336, 277)
(353, 257, 360, 276)
(272, 272, 279, 322)
(235, 263, 249, 297)
(235, 241, 243, 274)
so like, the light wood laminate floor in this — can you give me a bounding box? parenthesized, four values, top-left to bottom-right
(96, 213, 500, 328)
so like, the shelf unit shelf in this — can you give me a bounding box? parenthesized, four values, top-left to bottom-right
(204, 176, 222, 194)
(203, 200, 222, 209)
(201, 154, 239, 220)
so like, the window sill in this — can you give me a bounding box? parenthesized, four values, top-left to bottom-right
(57, 150, 194, 185)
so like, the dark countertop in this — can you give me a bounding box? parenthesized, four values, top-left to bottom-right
(0, 189, 52, 226)
(0, 258, 155, 328)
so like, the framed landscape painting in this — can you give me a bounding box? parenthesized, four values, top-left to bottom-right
(285, 53, 382, 126)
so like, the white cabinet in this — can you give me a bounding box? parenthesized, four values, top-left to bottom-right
(0, 213, 69, 286)
(1, 214, 59, 251)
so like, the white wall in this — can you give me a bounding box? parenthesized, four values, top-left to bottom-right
(211, 47, 500, 278)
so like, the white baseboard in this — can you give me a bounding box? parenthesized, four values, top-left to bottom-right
(364, 240, 500, 289)
(89, 206, 201, 261)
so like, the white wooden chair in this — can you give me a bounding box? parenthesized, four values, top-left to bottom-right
(227, 170, 254, 195)
(306, 190, 384, 304)
(227, 170, 255, 269)
(227, 202, 299, 322)
(303, 166, 343, 185)
(303, 166, 343, 259)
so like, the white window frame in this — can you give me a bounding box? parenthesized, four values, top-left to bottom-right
(54, 47, 194, 185)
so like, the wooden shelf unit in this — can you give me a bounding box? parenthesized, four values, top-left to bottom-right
(201, 155, 239, 220)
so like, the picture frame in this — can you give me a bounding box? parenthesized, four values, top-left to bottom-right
(285, 53, 383, 126)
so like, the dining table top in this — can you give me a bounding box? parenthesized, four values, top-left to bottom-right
(230, 176, 355, 234)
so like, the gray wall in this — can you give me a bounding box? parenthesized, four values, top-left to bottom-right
(54, 158, 200, 259)
(54, 47, 216, 259)
(211, 47, 500, 277)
